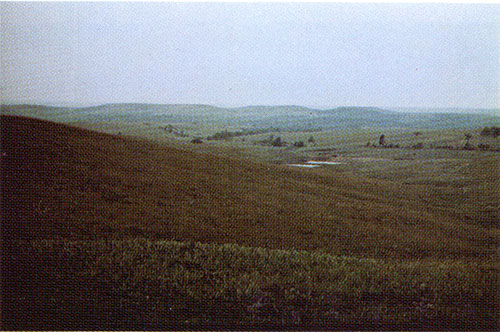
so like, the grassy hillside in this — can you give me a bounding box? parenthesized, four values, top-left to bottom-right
(2, 115, 497, 257)
(1, 115, 498, 329)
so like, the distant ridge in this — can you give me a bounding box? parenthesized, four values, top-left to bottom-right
(2, 103, 499, 129)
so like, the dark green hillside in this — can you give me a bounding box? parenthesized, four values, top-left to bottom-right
(1, 115, 498, 329)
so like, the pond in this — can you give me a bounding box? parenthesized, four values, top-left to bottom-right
(287, 160, 343, 168)
(305, 161, 342, 165)
(287, 164, 320, 168)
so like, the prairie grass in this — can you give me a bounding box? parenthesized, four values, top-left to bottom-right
(1, 115, 498, 329)
(5, 239, 498, 329)
(2, 116, 496, 259)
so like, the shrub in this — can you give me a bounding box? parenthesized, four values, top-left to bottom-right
(272, 137, 284, 147)
(207, 130, 235, 141)
(480, 127, 500, 138)
(478, 143, 490, 151)
(463, 142, 475, 150)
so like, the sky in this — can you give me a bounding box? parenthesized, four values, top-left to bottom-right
(1, 2, 499, 109)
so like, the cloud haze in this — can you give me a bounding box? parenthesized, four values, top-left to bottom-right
(1, 2, 499, 108)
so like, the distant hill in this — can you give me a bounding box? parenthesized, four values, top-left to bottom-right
(2, 103, 499, 130)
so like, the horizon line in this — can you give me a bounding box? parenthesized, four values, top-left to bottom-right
(2, 101, 499, 111)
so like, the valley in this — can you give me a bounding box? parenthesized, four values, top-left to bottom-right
(1, 106, 499, 329)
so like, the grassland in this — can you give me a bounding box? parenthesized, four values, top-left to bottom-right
(1, 114, 499, 329)
(6, 239, 497, 329)
(76, 117, 500, 228)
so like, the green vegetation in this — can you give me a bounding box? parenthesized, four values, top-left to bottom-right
(2, 114, 499, 329)
(271, 136, 284, 147)
(6, 239, 497, 329)
(206, 128, 275, 141)
(481, 126, 500, 138)
(2, 104, 499, 131)
(191, 138, 203, 144)
(160, 124, 188, 137)
(379, 134, 386, 146)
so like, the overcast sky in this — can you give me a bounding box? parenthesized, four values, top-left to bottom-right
(1, 2, 499, 109)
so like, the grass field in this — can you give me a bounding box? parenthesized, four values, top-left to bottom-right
(77, 118, 500, 228)
(1, 114, 499, 329)
(6, 239, 498, 329)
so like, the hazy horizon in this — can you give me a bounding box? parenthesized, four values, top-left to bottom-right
(1, 3, 499, 110)
(2, 100, 499, 117)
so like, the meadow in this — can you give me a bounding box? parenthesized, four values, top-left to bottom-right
(7, 239, 497, 329)
(1, 105, 499, 329)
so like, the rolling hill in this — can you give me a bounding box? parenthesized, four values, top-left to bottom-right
(2, 103, 499, 130)
(1, 115, 498, 329)
(1, 115, 497, 257)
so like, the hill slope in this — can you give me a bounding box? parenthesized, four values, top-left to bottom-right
(1, 115, 496, 258)
(2, 115, 498, 329)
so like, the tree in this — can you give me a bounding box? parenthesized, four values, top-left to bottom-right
(308, 136, 315, 144)
(271, 137, 283, 147)
(379, 134, 386, 146)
